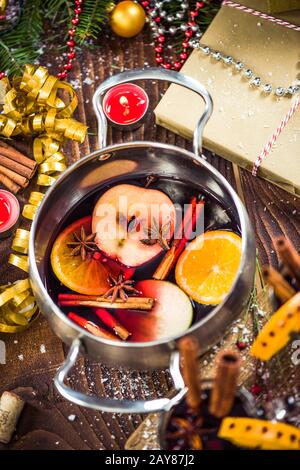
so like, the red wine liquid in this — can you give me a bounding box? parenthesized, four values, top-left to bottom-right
(44, 176, 241, 340)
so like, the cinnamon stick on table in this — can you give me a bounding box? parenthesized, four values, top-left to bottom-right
(262, 265, 296, 303)
(0, 165, 28, 188)
(0, 141, 36, 171)
(0, 155, 35, 179)
(178, 336, 202, 412)
(275, 236, 300, 286)
(209, 350, 241, 419)
(0, 172, 21, 194)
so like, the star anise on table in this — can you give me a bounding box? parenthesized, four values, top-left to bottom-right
(67, 225, 98, 261)
(166, 416, 216, 450)
(141, 218, 171, 251)
(103, 272, 140, 303)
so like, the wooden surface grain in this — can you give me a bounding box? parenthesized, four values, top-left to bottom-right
(0, 30, 300, 450)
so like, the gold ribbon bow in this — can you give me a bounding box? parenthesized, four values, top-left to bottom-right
(0, 65, 88, 332)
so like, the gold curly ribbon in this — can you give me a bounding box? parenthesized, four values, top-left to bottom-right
(0, 279, 39, 333)
(0, 65, 87, 332)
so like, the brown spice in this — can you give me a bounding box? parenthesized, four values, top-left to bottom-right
(0, 141, 36, 171)
(275, 236, 300, 286)
(262, 265, 296, 303)
(0, 154, 35, 179)
(209, 350, 241, 419)
(0, 172, 21, 194)
(0, 164, 29, 188)
(178, 336, 202, 412)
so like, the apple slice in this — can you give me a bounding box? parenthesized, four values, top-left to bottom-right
(92, 184, 176, 267)
(114, 280, 193, 342)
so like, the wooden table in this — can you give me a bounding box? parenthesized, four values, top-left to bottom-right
(1, 31, 300, 450)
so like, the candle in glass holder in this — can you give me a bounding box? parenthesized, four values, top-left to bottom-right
(103, 83, 149, 130)
(0, 189, 20, 239)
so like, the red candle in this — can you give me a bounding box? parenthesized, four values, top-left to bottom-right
(0, 190, 20, 239)
(103, 83, 149, 128)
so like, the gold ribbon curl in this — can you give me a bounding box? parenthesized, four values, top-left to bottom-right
(0, 65, 87, 332)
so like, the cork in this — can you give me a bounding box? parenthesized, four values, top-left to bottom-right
(0, 391, 25, 444)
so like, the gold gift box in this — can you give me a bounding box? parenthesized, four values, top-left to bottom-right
(155, 5, 300, 195)
(244, 0, 300, 13)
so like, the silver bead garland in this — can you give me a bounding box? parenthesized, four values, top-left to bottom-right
(193, 44, 300, 98)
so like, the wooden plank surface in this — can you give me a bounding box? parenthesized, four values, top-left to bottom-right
(0, 30, 300, 450)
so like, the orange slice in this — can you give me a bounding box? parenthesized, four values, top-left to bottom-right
(175, 230, 242, 305)
(51, 216, 111, 295)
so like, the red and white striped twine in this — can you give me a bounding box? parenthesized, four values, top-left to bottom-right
(252, 95, 300, 176)
(222, 1, 300, 30)
(221, 0, 300, 175)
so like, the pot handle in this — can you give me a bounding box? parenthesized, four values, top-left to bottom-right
(92, 67, 213, 158)
(54, 338, 187, 414)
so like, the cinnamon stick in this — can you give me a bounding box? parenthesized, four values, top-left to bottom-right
(59, 295, 154, 311)
(0, 154, 35, 179)
(0, 165, 28, 188)
(178, 336, 201, 412)
(68, 312, 120, 341)
(0, 141, 36, 171)
(93, 308, 131, 340)
(209, 350, 241, 419)
(262, 265, 296, 303)
(0, 172, 21, 194)
(275, 236, 300, 286)
(153, 197, 204, 280)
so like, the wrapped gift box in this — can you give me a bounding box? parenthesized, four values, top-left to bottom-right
(244, 0, 300, 13)
(155, 4, 300, 195)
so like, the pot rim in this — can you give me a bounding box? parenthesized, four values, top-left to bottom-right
(29, 140, 253, 349)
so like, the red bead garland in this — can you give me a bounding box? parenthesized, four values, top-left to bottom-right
(57, 0, 85, 79)
(142, 1, 205, 71)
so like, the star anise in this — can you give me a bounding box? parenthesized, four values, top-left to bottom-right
(166, 416, 217, 450)
(141, 218, 171, 251)
(67, 225, 98, 261)
(103, 272, 140, 303)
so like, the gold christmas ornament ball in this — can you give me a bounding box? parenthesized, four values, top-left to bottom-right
(110, 1, 146, 38)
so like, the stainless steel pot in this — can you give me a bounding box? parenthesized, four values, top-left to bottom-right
(29, 68, 256, 414)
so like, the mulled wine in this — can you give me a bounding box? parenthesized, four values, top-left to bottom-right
(44, 174, 242, 343)
(161, 388, 250, 451)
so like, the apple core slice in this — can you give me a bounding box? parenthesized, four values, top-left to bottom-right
(92, 184, 176, 267)
(114, 279, 193, 342)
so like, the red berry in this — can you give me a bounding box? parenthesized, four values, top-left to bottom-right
(191, 11, 199, 18)
(162, 63, 171, 69)
(64, 62, 73, 70)
(250, 384, 262, 396)
(68, 28, 76, 36)
(0, 72, 6, 79)
(196, 1, 205, 8)
(180, 52, 187, 60)
(71, 17, 79, 25)
(57, 71, 67, 79)
(141, 1, 149, 6)
(155, 46, 163, 53)
(93, 252, 102, 260)
(154, 17, 161, 23)
(74, 7, 82, 14)
(185, 30, 193, 38)
(236, 340, 247, 350)
(67, 51, 76, 59)
(75, 0, 83, 4)
(0, 15, 6, 20)
(67, 40, 75, 47)
(156, 56, 163, 64)
(158, 35, 165, 43)
(188, 21, 196, 27)
(174, 62, 181, 70)
(182, 41, 189, 49)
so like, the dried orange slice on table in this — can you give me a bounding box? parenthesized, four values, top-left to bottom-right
(51, 216, 134, 295)
(175, 230, 242, 305)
